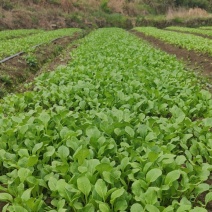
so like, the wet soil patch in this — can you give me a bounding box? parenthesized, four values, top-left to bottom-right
(130, 30, 212, 85)
(165, 29, 212, 40)
(0, 32, 81, 98)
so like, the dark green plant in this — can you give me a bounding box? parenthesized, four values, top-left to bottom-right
(0, 88, 6, 98)
(53, 45, 63, 56)
(93, 11, 133, 29)
(24, 53, 38, 68)
(172, 17, 184, 23)
(0, 75, 12, 85)
(32, 0, 41, 4)
(175, 0, 210, 10)
(1, 0, 13, 10)
(47, 0, 60, 5)
(100, 0, 111, 13)
(31, 16, 39, 25)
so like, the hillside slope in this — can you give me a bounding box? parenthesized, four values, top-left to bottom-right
(0, 0, 212, 29)
(0, 0, 147, 29)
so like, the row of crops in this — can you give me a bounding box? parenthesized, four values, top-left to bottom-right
(0, 28, 211, 211)
(1, 26, 211, 62)
(200, 26, 212, 30)
(134, 27, 212, 56)
(166, 26, 212, 36)
(0, 29, 43, 41)
(0, 28, 80, 61)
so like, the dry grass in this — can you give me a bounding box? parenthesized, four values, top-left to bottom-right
(0, 10, 13, 29)
(107, 0, 147, 16)
(87, 0, 100, 7)
(124, 2, 148, 16)
(166, 7, 210, 20)
(61, 0, 73, 13)
(108, 0, 125, 14)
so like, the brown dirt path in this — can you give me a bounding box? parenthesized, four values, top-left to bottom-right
(130, 30, 212, 86)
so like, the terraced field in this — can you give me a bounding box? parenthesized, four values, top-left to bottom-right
(166, 26, 212, 37)
(0, 29, 43, 41)
(0, 28, 80, 60)
(134, 27, 212, 56)
(200, 26, 212, 30)
(0, 28, 211, 211)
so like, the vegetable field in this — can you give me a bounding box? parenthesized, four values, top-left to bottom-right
(0, 28, 80, 60)
(134, 27, 212, 56)
(199, 26, 212, 30)
(166, 26, 212, 36)
(0, 28, 212, 211)
(0, 29, 43, 41)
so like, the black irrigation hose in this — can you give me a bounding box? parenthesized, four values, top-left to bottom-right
(0, 36, 66, 64)
(0, 51, 24, 63)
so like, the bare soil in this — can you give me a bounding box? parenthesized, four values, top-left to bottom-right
(130, 30, 212, 85)
(0, 32, 81, 97)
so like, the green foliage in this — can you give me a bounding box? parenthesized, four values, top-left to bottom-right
(0, 74, 12, 85)
(167, 26, 212, 36)
(1, 0, 14, 10)
(94, 11, 133, 29)
(65, 12, 92, 29)
(24, 53, 38, 68)
(105, 13, 131, 28)
(0, 88, 6, 98)
(0, 28, 80, 60)
(0, 28, 211, 210)
(32, 0, 41, 4)
(47, 0, 60, 5)
(53, 45, 63, 56)
(134, 27, 212, 55)
(175, 0, 210, 10)
(171, 17, 183, 23)
(100, 0, 111, 14)
(200, 26, 212, 30)
(0, 29, 43, 41)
